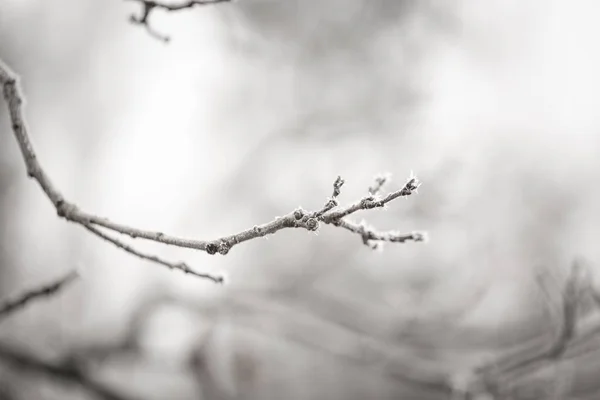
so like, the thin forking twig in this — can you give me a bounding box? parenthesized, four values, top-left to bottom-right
(125, 0, 233, 42)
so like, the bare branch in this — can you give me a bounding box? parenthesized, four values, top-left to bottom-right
(125, 0, 233, 42)
(314, 175, 345, 217)
(176, 172, 423, 254)
(0, 271, 78, 321)
(0, 59, 424, 282)
(315, 174, 424, 249)
(0, 343, 138, 400)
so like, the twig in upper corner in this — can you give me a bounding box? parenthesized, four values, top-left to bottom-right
(0, 60, 225, 282)
(0, 270, 78, 321)
(316, 174, 424, 249)
(125, 0, 233, 42)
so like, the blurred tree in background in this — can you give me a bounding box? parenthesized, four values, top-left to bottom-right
(2, 0, 600, 399)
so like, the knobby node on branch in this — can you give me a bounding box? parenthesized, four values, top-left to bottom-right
(125, 0, 233, 42)
(0, 59, 426, 284)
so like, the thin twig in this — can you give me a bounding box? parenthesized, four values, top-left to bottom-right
(125, 0, 232, 42)
(0, 271, 78, 321)
(334, 219, 426, 249)
(84, 225, 223, 283)
(317, 173, 424, 249)
(321, 173, 421, 221)
(0, 343, 138, 400)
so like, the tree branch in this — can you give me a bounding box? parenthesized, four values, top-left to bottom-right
(0, 59, 424, 283)
(0, 270, 78, 321)
(125, 0, 233, 42)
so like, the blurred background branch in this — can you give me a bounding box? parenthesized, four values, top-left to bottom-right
(0, 342, 138, 400)
(0, 270, 78, 322)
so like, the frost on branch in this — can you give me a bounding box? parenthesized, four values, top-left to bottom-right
(0, 59, 426, 284)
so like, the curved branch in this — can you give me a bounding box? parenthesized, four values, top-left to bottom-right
(0, 60, 424, 282)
